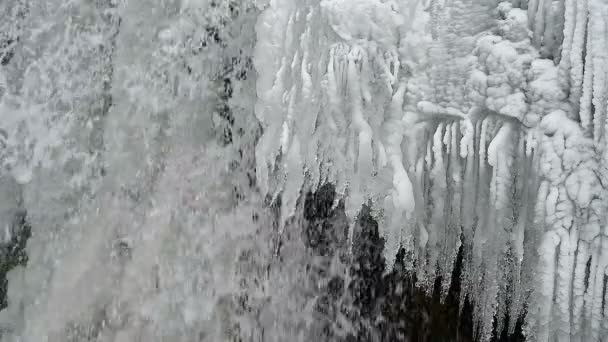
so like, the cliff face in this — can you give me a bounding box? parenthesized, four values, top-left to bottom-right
(0, 0, 607, 341)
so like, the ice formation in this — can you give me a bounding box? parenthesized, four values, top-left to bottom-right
(0, 0, 607, 341)
(254, 0, 608, 340)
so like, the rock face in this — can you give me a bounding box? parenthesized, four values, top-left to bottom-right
(0, 176, 29, 311)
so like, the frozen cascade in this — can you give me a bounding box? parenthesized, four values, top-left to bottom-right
(0, 0, 607, 341)
(254, 0, 608, 340)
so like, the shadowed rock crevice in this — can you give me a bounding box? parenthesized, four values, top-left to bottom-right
(0, 177, 31, 312)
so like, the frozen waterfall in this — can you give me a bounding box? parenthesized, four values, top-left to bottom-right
(0, 0, 607, 341)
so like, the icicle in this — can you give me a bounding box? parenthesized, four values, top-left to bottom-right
(579, 15, 594, 136)
(301, 52, 313, 102)
(540, 0, 555, 57)
(441, 121, 462, 295)
(460, 118, 474, 159)
(536, 230, 560, 342)
(472, 118, 489, 262)
(386, 49, 400, 88)
(569, 0, 589, 113)
(360, 50, 373, 105)
(346, 45, 373, 218)
(383, 81, 414, 271)
(333, 43, 349, 97)
(419, 137, 434, 255)
(508, 132, 534, 334)
(554, 226, 575, 341)
(387, 82, 414, 215)
(487, 122, 513, 170)
(583, 237, 601, 340)
(591, 1, 608, 145)
(376, 141, 388, 169)
(526, 129, 536, 157)
(532, 0, 546, 48)
(327, 44, 346, 132)
(475, 119, 515, 341)
(441, 122, 453, 287)
(281, 85, 297, 154)
(510, 134, 525, 272)
(589, 237, 608, 341)
(550, 0, 566, 62)
(558, 0, 576, 75)
(449, 121, 461, 199)
(327, 45, 339, 107)
(528, 0, 539, 39)
(571, 240, 589, 338)
(279, 136, 304, 233)
(443, 122, 452, 154)
(283, 12, 296, 56)
(427, 122, 446, 278)
(460, 119, 477, 246)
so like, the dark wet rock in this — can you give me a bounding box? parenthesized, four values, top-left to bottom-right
(0, 177, 31, 310)
(0, 209, 31, 310)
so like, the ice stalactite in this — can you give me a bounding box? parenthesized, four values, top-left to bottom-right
(411, 114, 536, 341)
(565, 0, 589, 119)
(254, 0, 415, 266)
(588, 0, 608, 146)
(403, 2, 546, 339)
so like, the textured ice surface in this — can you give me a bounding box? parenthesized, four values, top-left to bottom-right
(253, 0, 608, 340)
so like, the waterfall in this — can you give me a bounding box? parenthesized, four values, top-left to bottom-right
(0, 0, 607, 341)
